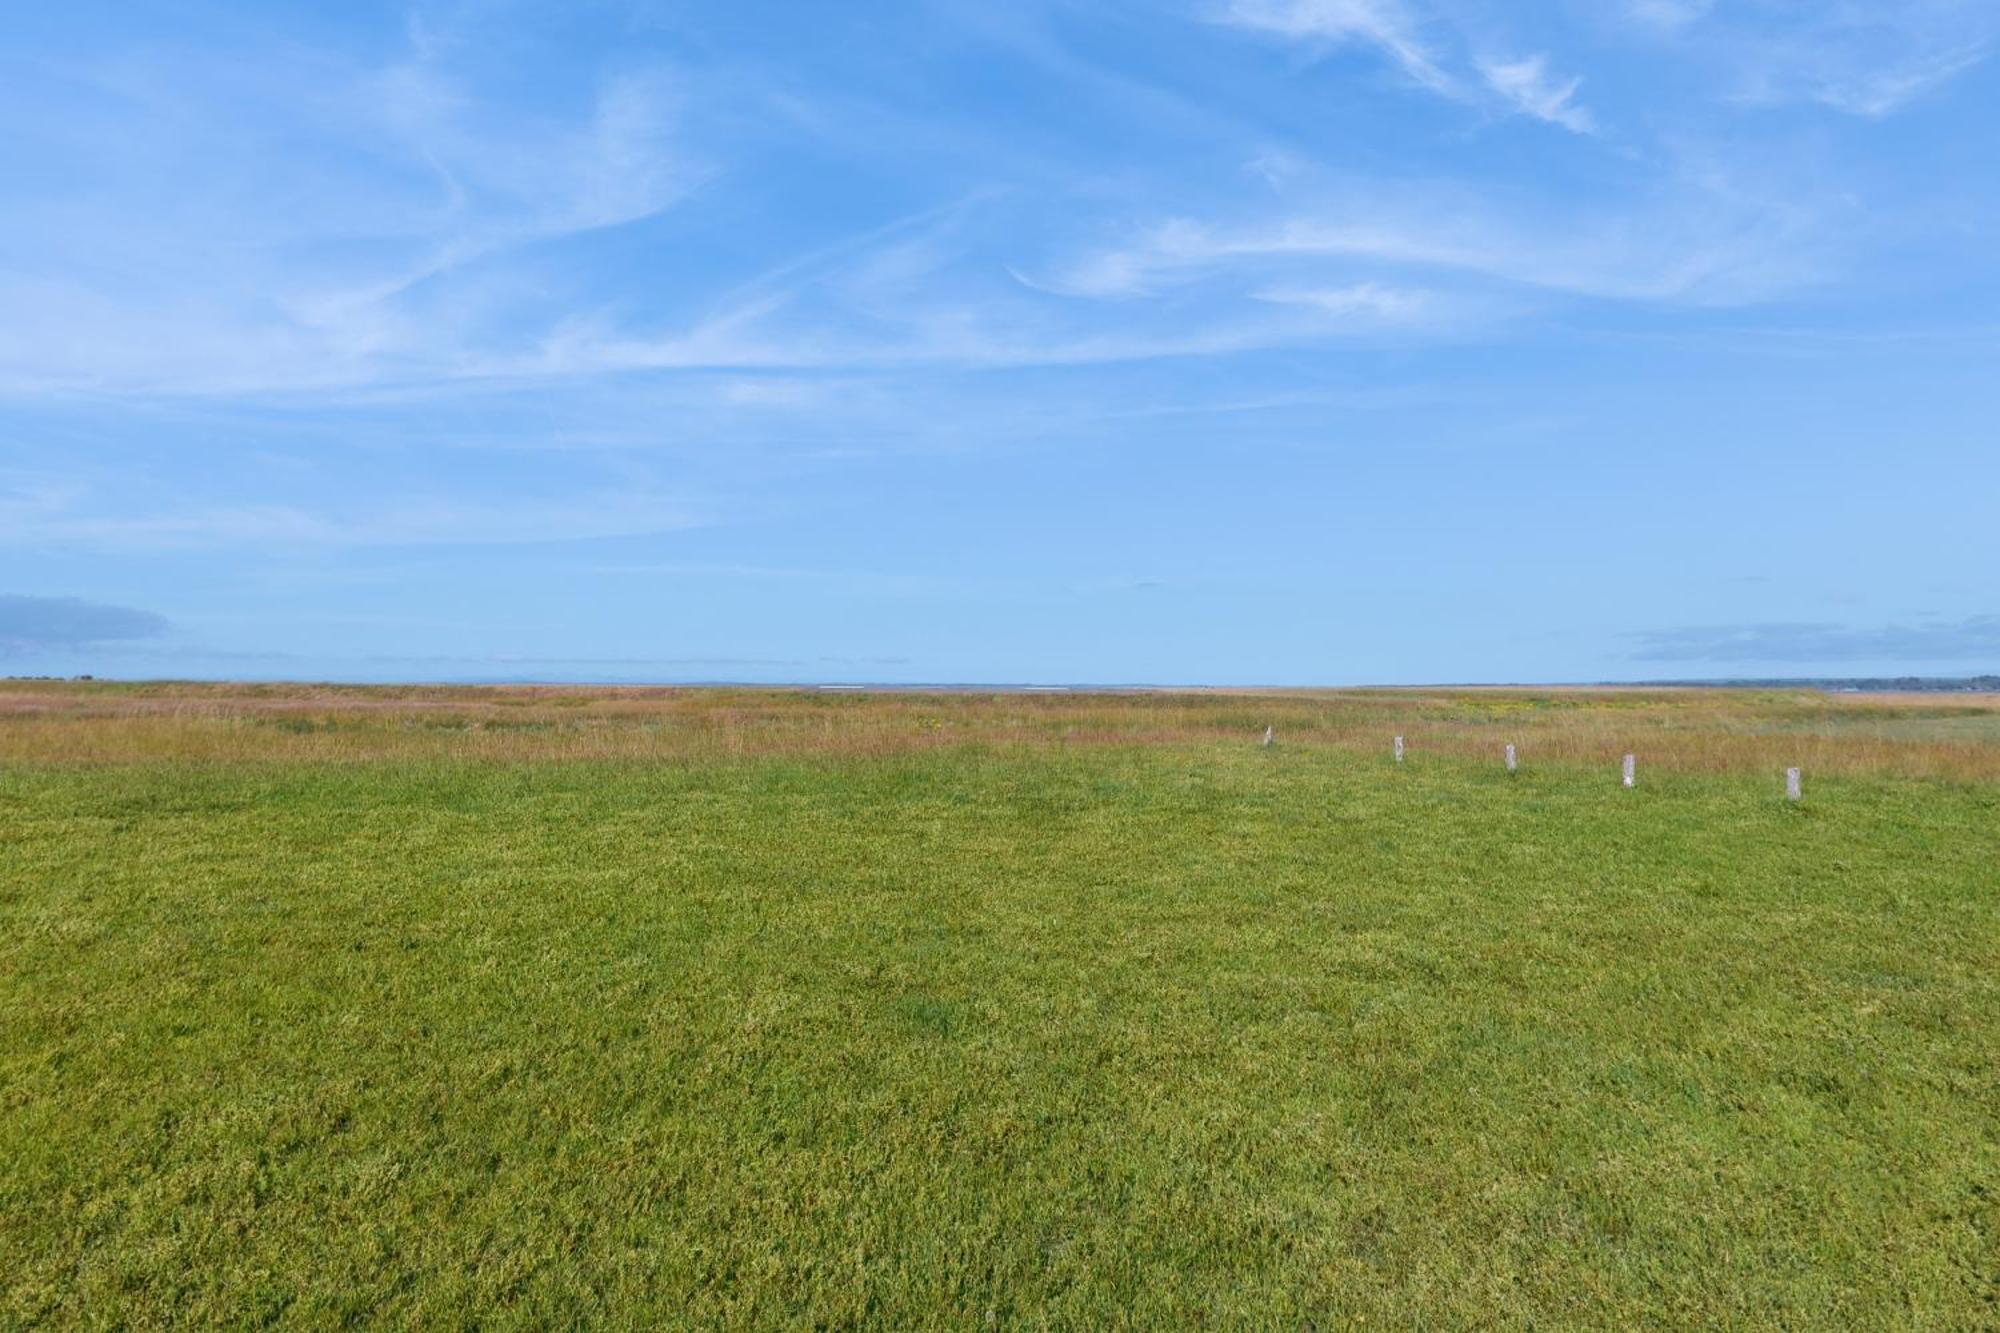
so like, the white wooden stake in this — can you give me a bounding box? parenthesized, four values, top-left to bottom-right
(1786, 767, 1802, 802)
(1262, 725, 1274, 748)
(1505, 743, 1517, 774)
(1393, 735, 1405, 763)
(1622, 754, 1636, 788)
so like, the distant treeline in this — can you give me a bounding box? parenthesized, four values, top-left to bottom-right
(1645, 676, 2000, 694)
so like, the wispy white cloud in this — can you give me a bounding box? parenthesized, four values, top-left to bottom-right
(1765, 43, 1989, 118)
(1219, 0, 1454, 93)
(1030, 167, 1827, 311)
(280, 63, 696, 349)
(1477, 54, 1595, 133)
(484, 198, 1446, 377)
(1623, 0, 1715, 33)
(0, 25, 698, 399)
(1249, 281, 1433, 318)
(1215, 0, 1597, 134)
(1225, 0, 1984, 130)
(0, 481, 703, 552)
(532, 301, 1336, 376)
(0, 0, 1964, 416)
(1623, 0, 1995, 117)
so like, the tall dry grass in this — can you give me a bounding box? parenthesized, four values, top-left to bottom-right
(2, 680, 1997, 780)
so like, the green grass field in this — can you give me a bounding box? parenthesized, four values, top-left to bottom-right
(3, 688, 1997, 1326)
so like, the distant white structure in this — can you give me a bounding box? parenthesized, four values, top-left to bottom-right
(1622, 754, 1636, 788)
(1394, 735, 1405, 763)
(1787, 767, 1802, 802)
(1505, 743, 1517, 774)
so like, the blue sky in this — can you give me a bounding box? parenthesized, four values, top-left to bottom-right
(3, 0, 1997, 684)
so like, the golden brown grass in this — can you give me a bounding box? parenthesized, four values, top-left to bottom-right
(3, 679, 1996, 780)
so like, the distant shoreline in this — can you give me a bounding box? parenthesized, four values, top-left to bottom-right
(6, 674, 1997, 694)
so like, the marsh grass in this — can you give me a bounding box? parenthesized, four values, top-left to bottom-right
(4, 680, 1998, 780)
(2, 684, 1996, 1325)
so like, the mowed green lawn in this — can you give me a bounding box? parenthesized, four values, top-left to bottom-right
(3, 746, 1995, 1326)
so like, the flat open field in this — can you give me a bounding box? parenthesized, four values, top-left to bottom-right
(3, 682, 1996, 1326)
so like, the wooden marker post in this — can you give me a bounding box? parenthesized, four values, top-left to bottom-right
(1622, 754, 1636, 788)
(1394, 736, 1405, 763)
(1786, 767, 1802, 802)
(1504, 743, 1517, 774)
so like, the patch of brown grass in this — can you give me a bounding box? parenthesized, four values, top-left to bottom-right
(1, 680, 1996, 780)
